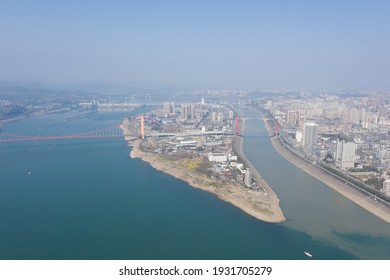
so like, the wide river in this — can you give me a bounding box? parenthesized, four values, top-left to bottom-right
(0, 109, 389, 259)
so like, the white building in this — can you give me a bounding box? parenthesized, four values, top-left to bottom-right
(335, 139, 356, 169)
(303, 123, 318, 147)
(208, 153, 227, 163)
(295, 131, 303, 143)
(228, 154, 237, 161)
(236, 163, 244, 170)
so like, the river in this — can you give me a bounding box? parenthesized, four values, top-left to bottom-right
(0, 109, 388, 259)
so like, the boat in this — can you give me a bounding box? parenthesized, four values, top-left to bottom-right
(304, 251, 313, 257)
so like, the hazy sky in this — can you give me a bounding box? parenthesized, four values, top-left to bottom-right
(1, 0, 389, 89)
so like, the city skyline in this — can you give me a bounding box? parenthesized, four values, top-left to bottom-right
(1, 0, 390, 90)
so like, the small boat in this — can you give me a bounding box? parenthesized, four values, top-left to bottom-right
(28, 171, 31, 175)
(304, 251, 313, 257)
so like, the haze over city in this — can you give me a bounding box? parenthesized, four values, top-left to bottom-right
(1, 0, 389, 89)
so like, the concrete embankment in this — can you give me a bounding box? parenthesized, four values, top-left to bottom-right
(263, 119, 390, 224)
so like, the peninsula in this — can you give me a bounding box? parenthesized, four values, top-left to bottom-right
(128, 137, 284, 223)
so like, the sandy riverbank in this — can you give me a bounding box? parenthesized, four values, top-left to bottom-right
(263, 120, 390, 224)
(128, 139, 285, 223)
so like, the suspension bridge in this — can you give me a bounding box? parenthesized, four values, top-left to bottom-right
(0, 125, 124, 143)
(0, 116, 279, 143)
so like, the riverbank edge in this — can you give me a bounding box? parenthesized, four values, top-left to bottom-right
(128, 139, 285, 223)
(263, 119, 390, 224)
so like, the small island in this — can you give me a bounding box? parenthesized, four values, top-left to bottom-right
(121, 102, 285, 223)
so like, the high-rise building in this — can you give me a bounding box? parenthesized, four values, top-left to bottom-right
(163, 102, 170, 114)
(163, 102, 175, 114)
(286, 110, 298, 127)
(303, 123, 318, 147)
(211, 112, 217, 122)
(228, 110, 234, 120)
(181, 104, 188, 119)
(335, 139, 356, 169)
(140, 115, 145, 139)
(383, 179, 390, 196)
(181, 104, 195, 120)
(244, 168, 252, 187)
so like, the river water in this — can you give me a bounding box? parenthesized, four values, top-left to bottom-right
(242, 108, 390, 259)
(0, 109, 389, 259)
